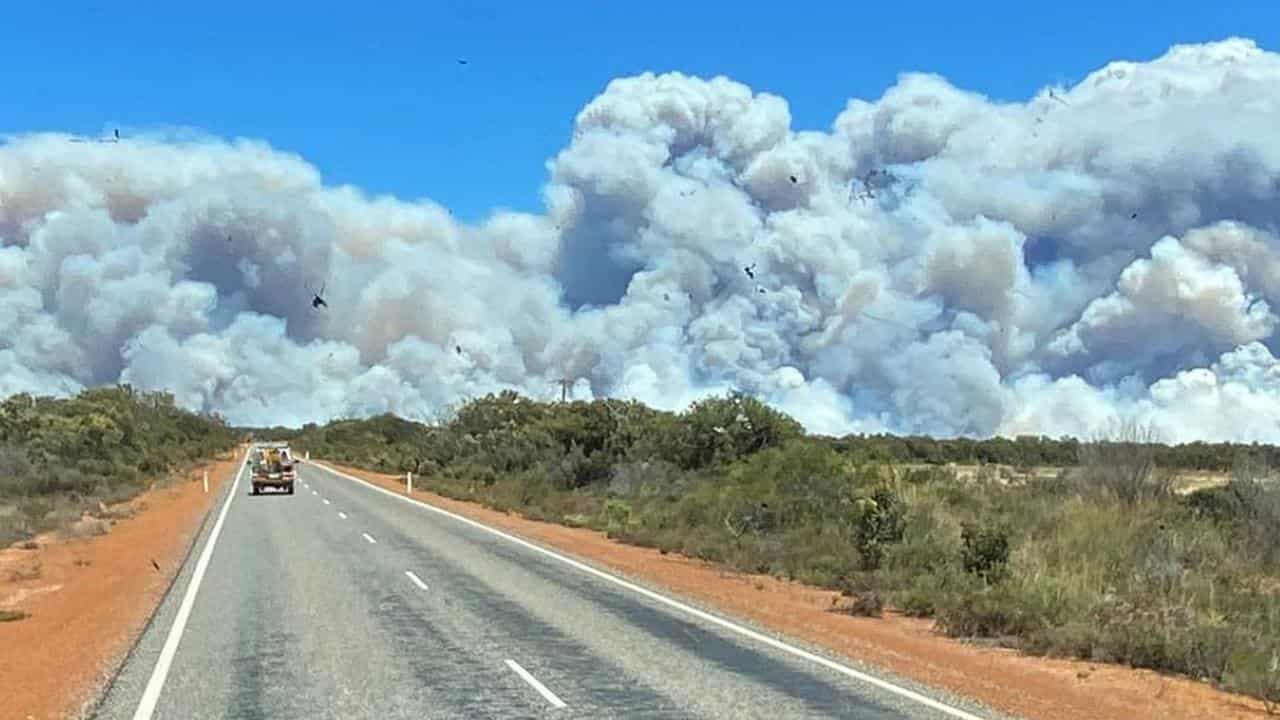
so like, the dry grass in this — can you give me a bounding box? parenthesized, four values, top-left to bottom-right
(7, 559, 41, 582)
(62, 517, 111, 540)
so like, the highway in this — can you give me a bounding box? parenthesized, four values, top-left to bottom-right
(93, 454, 1006, 720)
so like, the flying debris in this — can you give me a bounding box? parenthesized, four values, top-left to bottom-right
(455, 344, 463, 355)
(307, 281, 328, 310)
(663, 292, 670, 301)
(757, 287, 766, 294)
(743, 263, 756, 280)
(150, 559, 160, 572)
(68, 128, 121, 144)
(457, 58, 469, 65)
(1130, 212, 1139, 219)
(789, 175, 798, 184)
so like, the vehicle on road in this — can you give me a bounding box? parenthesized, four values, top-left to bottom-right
(250, 443, 296, 495)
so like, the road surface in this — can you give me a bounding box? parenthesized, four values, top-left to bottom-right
(94, 456, 1007, 720)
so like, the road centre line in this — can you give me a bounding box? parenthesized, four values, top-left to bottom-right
(314, 461, 987, 720)
(362, 532, 377, 544)
(405, 570, 429, 590)
(505, 659, 567, 708)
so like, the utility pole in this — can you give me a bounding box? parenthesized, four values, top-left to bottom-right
(555, 377, 574, 403)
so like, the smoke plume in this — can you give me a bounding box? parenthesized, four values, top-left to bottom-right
(3, 37, 1280, 442)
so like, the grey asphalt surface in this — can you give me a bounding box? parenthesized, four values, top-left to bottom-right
(93, 458, 1012, 720)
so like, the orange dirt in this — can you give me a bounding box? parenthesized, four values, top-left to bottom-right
(0, 447, 245, 720)
(319, 460, 1273, 720)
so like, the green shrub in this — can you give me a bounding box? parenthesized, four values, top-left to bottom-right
(549, 443, 613, 490)
(851, 487, 906, 571)
(936, 583, 1048, 640)
(961, 521, 1010, 582)
(1226, 646, 1280, 714)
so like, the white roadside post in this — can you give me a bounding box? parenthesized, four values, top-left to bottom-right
(407, 471, 413, 495)
(202, 471, 209, 494)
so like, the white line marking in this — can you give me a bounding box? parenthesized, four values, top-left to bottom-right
(314, 462, 986, 720)
(312, 490, 318, 495)
(132, 449, 250, 720)
(405, 570, 429, 590)
(362, 532, 377, 544)
(505, 659, 567, 708)
(322, 498, 331, 505)
(338, 512, 348, 520)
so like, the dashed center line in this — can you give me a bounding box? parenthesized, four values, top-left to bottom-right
(505, 659, 567, 708)
(361, 532, 377, 544)
(404, 570, 429, 590)
(322, 498, 331, 505)
(311, 490, 318, 496)
(337, 512, 347, 520)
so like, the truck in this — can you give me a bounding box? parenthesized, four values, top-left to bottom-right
(250, 443, 296, 495)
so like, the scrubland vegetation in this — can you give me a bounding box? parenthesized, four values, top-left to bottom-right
(271, 391, 1280, 707)
(0, 387, 239, 547)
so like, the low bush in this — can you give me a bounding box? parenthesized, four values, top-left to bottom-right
(0, 387, 238, 544)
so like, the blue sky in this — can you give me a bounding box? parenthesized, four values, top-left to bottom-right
(3, 1, 1276, 221)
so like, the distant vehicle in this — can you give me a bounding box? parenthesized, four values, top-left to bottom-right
(250, 443, 296, 495)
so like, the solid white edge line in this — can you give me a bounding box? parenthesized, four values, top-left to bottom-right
(404, 570, 429, 590)
(132, 448, 250, 720)
(505, 659, 567, 708)
(314, 461, 988, 720)
(362, 532, 377, 544)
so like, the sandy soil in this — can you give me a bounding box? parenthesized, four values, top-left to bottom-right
(0, 448, 245, 720)
(319, 460, 1272, 720)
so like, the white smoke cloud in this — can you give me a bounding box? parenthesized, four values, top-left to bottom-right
(3, 37, 1280, 442)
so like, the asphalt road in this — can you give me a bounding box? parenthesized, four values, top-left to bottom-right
(93, 455, 1010, 720)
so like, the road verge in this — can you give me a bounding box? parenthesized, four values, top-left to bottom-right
(0, 448, 245, 720)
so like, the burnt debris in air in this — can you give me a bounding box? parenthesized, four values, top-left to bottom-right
(455, 345, 463, 355)
(743, 263, 756, 280)
(69, 127, 122, 144)
(307, 281, 328, 310)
